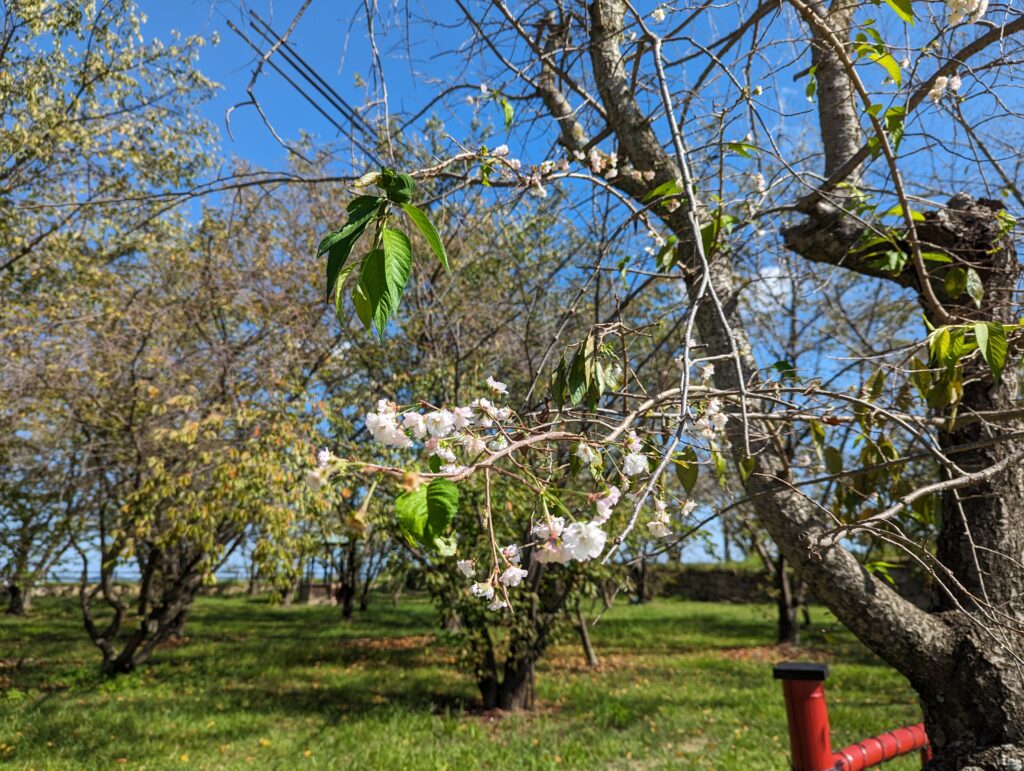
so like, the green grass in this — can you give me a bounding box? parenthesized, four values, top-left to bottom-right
(0, 594, 923, 770)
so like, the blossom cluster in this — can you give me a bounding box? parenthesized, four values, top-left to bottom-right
(928, 74, 962, 103)
(362, 378, 512, 474)
(695, 396, 729, 439)
(946, 0, 987, 24)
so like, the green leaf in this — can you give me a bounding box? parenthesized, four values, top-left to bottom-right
(810, 420, 826, 449)
(500, 96, 514, 131)
(550, 357, 567, 411)
(885, 106, 906, 150)
(909, 357, 931, 399)
(700, 213, 737, 256)
(710, 445, 728, 490)
(332, 261, 360, 323)
(824, 446, 844, 474)
(738, 456, 755, 482)
(317, 195, 380, 256)
(974, 322, 1008, 384)
(320, 195, 382, 294)
(643, 179, 683, 203)
(945, 267, 967, 299)
(929, 327, 951, 366)
(567, 336, 596, 407)
(380, 169, 415, 203)
(674, 447, 699, 495)
(857, 46, 902, 85)
(805, 66, 818, 101)
(966, 267, 985, 308)
(352, 279, 373, 330)
(425, 479, 459, 544)
(864, 368, 887, 402)
(883, 0, 914, 24)
(771, 360, 798, 381)
(401, 202, 450, 273)
(920, 251, 952, 263)
(394, 479, 459, 551)
(727, 142, 760, 158)
(359, 230, 414, 336)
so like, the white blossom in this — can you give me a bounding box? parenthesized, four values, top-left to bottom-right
(532, 517, 565, 541)
(929, 75, 949, 103)
(700, 363, 715, 381)
(440, 463, 466, 475)
(425, 409, 456, 438)
(652, 6, 667, 22)
(402, 412, 428, 439)
(486, 376, 508, 395)
(681, 500, 697, 517)
(946, 0, 987, 24)
(365, 409, 412, 448)
(457, 559, 475, 578)
(459, 434, 488, 455)
(501, 544, 521, 564)
(432, 446, 457, 464)
(529, 182, 548, 198)
(535, 540, 572, 564)
(452, 406, 474, 430)
(623, 452, 648, 477)
(305, 469, 326, 492)
(316, 449, 333, 470)
(562, 521, 608, 561)
(471, 581, 495, 600)
(492, 144, 509, 157)
(625, 431, 643, 454)
(575, 442, 599, 465)
(499, 566, 529, 587)
(648, 520, 672, 538)
(594, 486, 621, 524)
(487, 598, 509, 611)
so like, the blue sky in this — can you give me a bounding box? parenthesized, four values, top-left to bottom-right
(139, 1, 473, 173)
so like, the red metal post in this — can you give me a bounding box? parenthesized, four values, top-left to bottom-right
(774, 662, 834, 771)
(774, 662, 933, 770)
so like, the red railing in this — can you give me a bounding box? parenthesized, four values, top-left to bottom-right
(773, 662, 933, 770)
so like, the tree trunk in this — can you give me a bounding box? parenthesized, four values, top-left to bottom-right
(5, 584, 30, 615)
(912, 196, 1024, 767)
(775, 556, 799, 646)
(337, 582, 355, 619)
(573, 603, 600, 668)
(496, 660, 535, 711)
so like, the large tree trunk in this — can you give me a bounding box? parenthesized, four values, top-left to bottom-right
(910, 196, 1024, 769)
(5, 584, 31, 615)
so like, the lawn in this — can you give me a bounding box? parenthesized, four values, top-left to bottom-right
(0, 594, 923, 770)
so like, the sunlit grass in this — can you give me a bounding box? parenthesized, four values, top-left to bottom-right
(0, 594, 921, 769)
